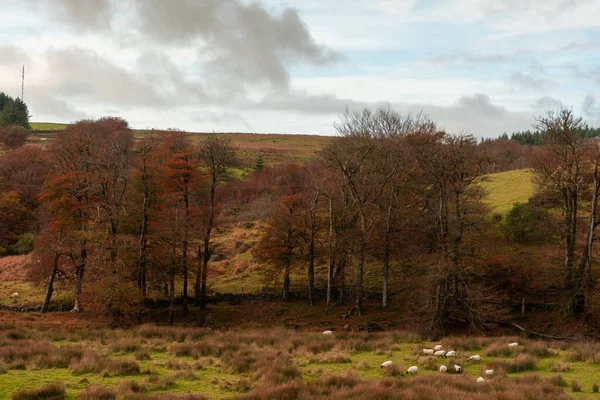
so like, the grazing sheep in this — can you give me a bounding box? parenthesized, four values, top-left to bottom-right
(469, 355, 481, 362)
(439, 365, 448, 373)
(454, 364, 463, 373)
(485, 369, 494, 376)
(446, 350, 456, 357)
(380, 360, 393, 369)
(477, 377, 485, 382)
(508, 342, 519, 347)
(422, 348, 434, 355)
(433, 344, 444, 351)
(434, 350, 447, 358)
(322, 330, 333, 335)
(406, 366, 418, 375)
(10, 292, 18, 298)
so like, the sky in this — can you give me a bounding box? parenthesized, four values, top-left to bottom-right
(1, 0, 600, 137)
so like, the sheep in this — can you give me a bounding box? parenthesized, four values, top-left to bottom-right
(9, 292, 18, 298)
(434, 350, 447, 358)
(406, 366, 418, 375)
(439, 365, 448, 373)
(454, 364, 463, 373)
(485, 369, 494, 376)
(477, 377, 485, 383)
(433, 344, 444, 351)
(446, 350, 456, 357)
(322, 330, 333, 335)
(422, 348, 434, 355)
(468, 355, 481, 362)
(508, 342, 519, 347)
(380, 360, 394, 369)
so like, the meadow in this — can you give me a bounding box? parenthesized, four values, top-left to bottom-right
(1, 322, 599, 399)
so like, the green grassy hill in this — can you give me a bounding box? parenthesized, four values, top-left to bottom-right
(481, 169, 535, 216)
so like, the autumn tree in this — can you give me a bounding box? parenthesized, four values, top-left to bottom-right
(0, 125, 29, 149)
(531, 108, 596, 315)
(197, 135, 237, 309)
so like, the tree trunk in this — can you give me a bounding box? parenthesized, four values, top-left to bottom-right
(326, 198, 334, 315)
(195, 242, 202, 304)
(382, 195, 393, 311)
(41, 252, 60, 313)
(200, 174, 216, 310)
(138, 158, 150, 299)
(579, 151, 600, 307)
(169, 238, 176, 326)
(182, 186, 189, 314)
(355, 212, 366, 316)
(307, 214, 316, 306)
(283, 207, 294, 302)
(71, 244, 86, 313)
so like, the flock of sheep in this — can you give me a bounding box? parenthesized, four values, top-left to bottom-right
(322, 331, 520, 383)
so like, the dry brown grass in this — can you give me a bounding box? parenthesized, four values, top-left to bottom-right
(76, 385, 117, 400)
(12, 382, 65, 400)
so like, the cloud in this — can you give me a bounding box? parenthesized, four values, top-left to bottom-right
(428, 52, 511, 65)
(583, 94, 600, 119)
(43, 48, 166, 108)
(133, 0, 343, 88)
(531, 96, 564, 111)
(509, 72, 555, 91)
(29, 0, 114, 32)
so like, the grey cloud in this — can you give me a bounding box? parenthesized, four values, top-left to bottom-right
(509, 72, 554, 91)
(428, 52, 511, 65)
(134, 0, 343, 88)
(29, 0, 114, 32)
(191, 110, 251, 130)
(456, 93, 507, 117)
(0, 45, 31, 66)
(45, 48, 165, 108)
(583, 94, 600, 119)
(245, 91, 531, 138)
(531, 96, 564, 111)
(26, 90, 89, 122)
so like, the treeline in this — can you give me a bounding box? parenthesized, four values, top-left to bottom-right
(501, 123, 600, 146)
(4, 104, 600, 333)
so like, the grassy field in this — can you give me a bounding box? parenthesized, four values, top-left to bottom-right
(480, 169, 535, 216)
(0, 324, 596, 399)
(29, 122, 68, 131)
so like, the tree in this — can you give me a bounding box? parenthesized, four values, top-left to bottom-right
(531, 108, 589, 315)
(255, 153, 265, 174)
(0, 93, 30, 129)
(0, 125, 29, 149)
(197, 135, 237, 309)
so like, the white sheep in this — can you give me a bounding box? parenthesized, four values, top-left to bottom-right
(422, 348, 434, 355)
(433, 344, 444, 351)
(508, 342, 519, 347)
(446, 350, 456, 357)
(469, 355, 481, 362)
(485, 369, 494, 376)
(406, 365, 418, 375)
(380, 360, 394, 369)
(439, 365, 448, 373)
(9, 292, 18, 298)
(322, 330, 333, 335)
(434, 350, 447, 358)
(477, 377, 485, 382)
(454, 364, 463, 373)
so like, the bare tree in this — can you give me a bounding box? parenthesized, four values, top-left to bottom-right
(197, 135, 237, 309)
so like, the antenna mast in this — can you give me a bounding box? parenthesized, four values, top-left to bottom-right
(21, 65, 24, 101)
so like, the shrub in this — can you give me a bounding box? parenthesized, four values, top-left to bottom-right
(12, 382, 65, 400)
(134, 350, 151, 361)
(571, 380, 582, 392)
(594, 382, 599, 393)
(489, 354, 537, 373)
(549, 374, 568, 387)
(548, 361, 570, 372)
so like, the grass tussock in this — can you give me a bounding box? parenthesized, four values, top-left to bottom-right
(76, 385, 117, 400)
(571, 379, 582, 392)
(548, 361, 570, 372)
(12, 382, 66, 400)
(549, 374, 568, 387)
(488, 354, 537, 373)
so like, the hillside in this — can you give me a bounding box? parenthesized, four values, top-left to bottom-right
(480, 169, 535, 216)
